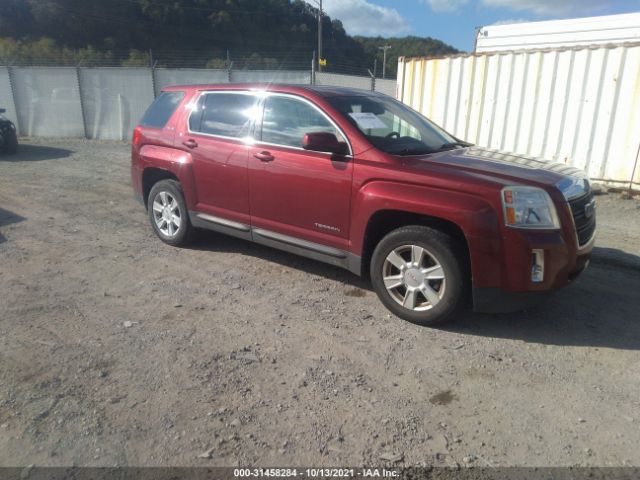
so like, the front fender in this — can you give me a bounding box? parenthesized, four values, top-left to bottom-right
(351, 181, 503, 288)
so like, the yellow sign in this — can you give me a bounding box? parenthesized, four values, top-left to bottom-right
(319, 58, 327, 67)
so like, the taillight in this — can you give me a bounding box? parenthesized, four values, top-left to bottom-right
(132, 126, 142, 146)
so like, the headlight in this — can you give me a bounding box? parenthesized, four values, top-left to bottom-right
(501, 186, 560, 229)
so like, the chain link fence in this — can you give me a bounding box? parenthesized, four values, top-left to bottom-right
(0, 66, 397, 140)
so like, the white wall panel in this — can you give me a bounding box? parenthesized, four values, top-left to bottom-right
(316, 72, 372, 91)
(79, 68, 154, 140)
(233, 70, 310, 84)
(12, 67, 84, 137)
(4, 67, 393, 140)
(375, 78, 396, 97)
(154, 69, 229, 94)
(398, 43, 640, 188)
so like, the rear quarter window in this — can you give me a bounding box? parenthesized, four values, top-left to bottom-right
(139, 91, 185, 128)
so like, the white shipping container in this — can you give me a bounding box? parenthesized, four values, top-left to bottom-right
(397, 43, 640, 189)
(476, 12, 640, 53)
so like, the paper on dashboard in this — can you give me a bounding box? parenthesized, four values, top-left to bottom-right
(348, 112, 387, 130)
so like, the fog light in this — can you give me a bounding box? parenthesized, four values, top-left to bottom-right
(531, 249, 544, 283)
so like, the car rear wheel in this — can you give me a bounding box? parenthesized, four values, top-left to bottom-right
(370, 226, 465, 326)
(148, 179, 193, 246)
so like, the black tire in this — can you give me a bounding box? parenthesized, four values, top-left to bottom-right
(4, 132, 17, 155)
(147, 179, 193, 247)
(370, 225, 466, 326)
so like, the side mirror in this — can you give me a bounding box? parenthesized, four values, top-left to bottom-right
(303, 132, 347, 155)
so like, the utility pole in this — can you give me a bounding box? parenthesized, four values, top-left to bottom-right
(318, 0, 323, 72)
(309, 0, 324, 71)
(379, 45, 391, 79)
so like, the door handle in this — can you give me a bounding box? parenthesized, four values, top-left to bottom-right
(254, 151, 274, 162)
(182, 139, 198, 149)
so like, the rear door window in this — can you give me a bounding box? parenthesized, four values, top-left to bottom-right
(189, 92, 258, 139)
(139, 91, 184, 128)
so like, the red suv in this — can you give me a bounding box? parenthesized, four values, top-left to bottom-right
(131, 84, 595, 325)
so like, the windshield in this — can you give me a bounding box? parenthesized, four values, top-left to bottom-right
(327, 94, 462, 156)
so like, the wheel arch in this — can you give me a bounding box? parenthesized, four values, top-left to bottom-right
(142, 168, 179, 209)
(360, 210, 471, 281)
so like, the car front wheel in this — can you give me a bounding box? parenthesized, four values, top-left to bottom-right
(370, 226, 466, 326)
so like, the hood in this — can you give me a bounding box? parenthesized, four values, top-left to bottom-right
(403, 146, 588, 197)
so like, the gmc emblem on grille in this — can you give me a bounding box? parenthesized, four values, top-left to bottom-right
(584, 200, 595, 218)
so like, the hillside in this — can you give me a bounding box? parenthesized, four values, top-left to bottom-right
(0, 0, 459, 76)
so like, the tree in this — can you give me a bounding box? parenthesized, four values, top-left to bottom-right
(0, 0, 459, 74)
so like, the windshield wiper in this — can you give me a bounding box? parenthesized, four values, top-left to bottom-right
(393, 141, 471, 156)
(395, 147, 432, 155)
(435, 141, 469, 151)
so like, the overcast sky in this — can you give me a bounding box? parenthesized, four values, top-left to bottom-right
(313, 0, 640, 50)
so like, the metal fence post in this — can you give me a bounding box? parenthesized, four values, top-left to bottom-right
(311, 51, 316, 85)
(150, 60, 158, 98)
(6, 65, 22, 136)
(367, 69, 376, 92)
(76, 65, 89, 139)
(227, 62, 234, 83)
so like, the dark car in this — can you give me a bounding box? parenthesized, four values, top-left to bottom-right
(0, 108, 18, 154)
(131, 84, 595, 326)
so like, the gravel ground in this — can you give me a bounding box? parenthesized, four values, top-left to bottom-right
(1, 138, 639, 468)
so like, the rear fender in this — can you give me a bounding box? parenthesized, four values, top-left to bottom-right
(140, 145, 197, 209)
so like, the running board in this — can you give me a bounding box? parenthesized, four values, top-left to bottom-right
(188, 211, 361, 275)
(195, 213, 250, 232)
(252, 228, 346, 259)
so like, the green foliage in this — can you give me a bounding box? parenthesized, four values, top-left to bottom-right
(0, 38, 20, 64)
(0, 36, 114, 66)
(205, 58, 227, 69)
(0, 0, 459, 76)
(121, 49, 152, 67)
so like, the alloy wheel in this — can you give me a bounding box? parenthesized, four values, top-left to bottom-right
(381, 244, 446, 311)
(152, 191, 182, 237)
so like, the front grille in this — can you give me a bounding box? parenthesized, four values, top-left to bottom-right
(568, 191, 596, 247)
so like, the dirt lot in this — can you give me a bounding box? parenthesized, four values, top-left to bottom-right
(1, 139, 640, 468)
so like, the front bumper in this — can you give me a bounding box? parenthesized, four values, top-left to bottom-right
(472, 226, 594, 314)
